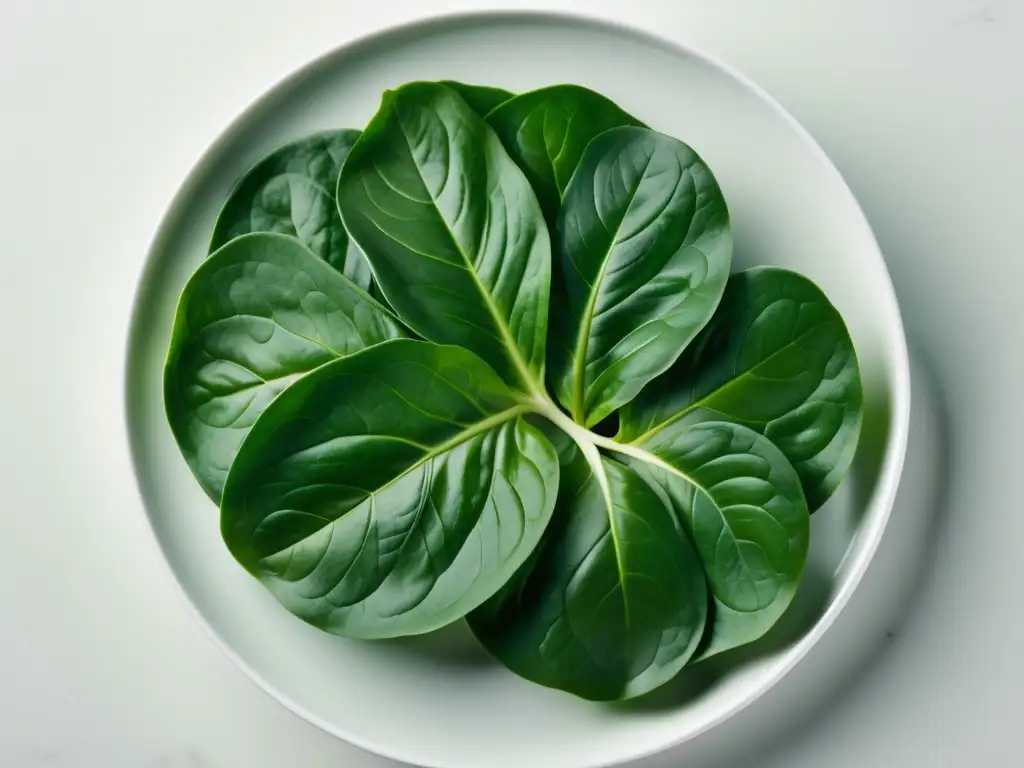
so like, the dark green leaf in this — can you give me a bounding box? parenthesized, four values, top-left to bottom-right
(164, 233, 404, 501)
(211, 130, 372, 289)
(618, 267, 862, 510)
(363, 83, 512, 316)
(165, 79, 856, 698)
(621, 420, 809, 659)
(337, 82, 551, 395)
(441, 80, 513, 115)
(220, 339, 560, 639)
(548, 126, 732, 427)
(486, 84, 642, 225)
(470, 433, 707, 701)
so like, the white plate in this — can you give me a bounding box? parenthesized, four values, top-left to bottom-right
(125, 11, 910, 768)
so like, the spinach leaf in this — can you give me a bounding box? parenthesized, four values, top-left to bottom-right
(621, 420, 809, 659)
(472, 400, 807, 693)
(618, 267, 862, 510)
(361, 83, 513, 318)
(211, 130, 372, 289)
(441, 80, 513, 115)
(337, 82, 551, 396)
(548, 126, 732, 427)
(486, 84, 642, 225)
(164, 233, 404, 501)
(220, 339, 560, 639)
(469, 432, 707, 701)
(164, 79, 859, 699)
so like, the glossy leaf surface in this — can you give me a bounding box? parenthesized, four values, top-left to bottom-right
(486, 84, 642, 224)
(441, 80, 513, 116)
(549, 126, 732, 427)
(618, 267, 862, 509)
(470, 434, 708, 701)
(337, 82, 551, 394)
(211, 130, 371, 289)
(220, 339, 559, 639)
(164, 233, 404, 500)
(623, 420, 809, 658)
(161, 79, 860, 699)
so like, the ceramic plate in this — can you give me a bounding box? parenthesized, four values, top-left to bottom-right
(126, 12, 910, 768)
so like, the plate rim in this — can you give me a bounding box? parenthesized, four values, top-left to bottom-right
(122, 9, 912, 768)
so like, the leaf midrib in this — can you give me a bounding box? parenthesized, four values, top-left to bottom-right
(542, 394, 799, 619)
(626, 321, 827, 445)
(582, 441, 633, 644)
(392, 104, 542, 397)
(571, 152, 657, 423)
(601, 436, 781, 613)
(258, 404, 529, 562)
(199, 312, 348, 359)
(533, 400, 638, 646)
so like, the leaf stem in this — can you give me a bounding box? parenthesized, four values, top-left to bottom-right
(528, 395, 696, 485)
(529, 395, 597, 451)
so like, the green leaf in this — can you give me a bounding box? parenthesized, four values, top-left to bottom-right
(337, 82, 551, 395)
(441, 80, 513, 115)
(220, 339, 560, 639)
(486, 84, 642, 225)
(164, 233, 404, 501)
(164, 79, 856, 699)
(618, 267, 862, 510)
(366, 83, 512, 317)
(469, 432, 708, 701)
(211, 130, 372, 289)
(548, 126, 732, 427)
(621, 420, 809, 659)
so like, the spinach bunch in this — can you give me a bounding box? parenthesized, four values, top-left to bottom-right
(164, 80, 862, 701)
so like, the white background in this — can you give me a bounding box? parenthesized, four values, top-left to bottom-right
(1, 0, 1021, 766)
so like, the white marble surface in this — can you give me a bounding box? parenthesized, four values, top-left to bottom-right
(0, 0, 1020, 765)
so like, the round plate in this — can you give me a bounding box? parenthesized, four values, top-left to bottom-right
(126, 11, 910, 768)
